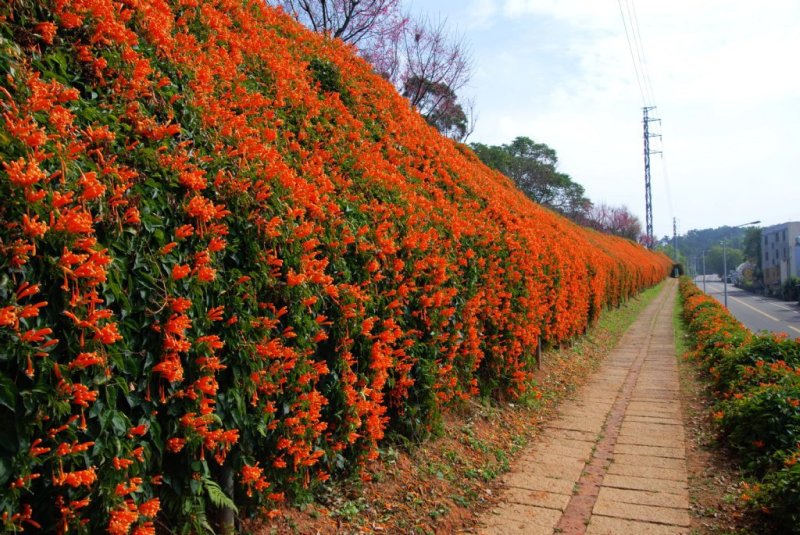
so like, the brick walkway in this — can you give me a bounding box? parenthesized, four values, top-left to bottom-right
(480, 280, 689, 535)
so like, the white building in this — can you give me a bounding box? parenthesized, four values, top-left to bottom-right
(762, 221, 800, 292)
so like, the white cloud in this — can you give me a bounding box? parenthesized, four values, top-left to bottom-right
(465, 0, 500, 28)
(501, 0, 617, 29)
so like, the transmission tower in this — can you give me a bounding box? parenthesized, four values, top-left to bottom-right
(673, 217, 678, 260)
(642, 107, 660, 247)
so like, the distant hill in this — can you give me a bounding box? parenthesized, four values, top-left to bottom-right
(662, 226, 747, 255)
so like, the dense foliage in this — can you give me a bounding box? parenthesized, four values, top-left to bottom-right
(0, 1, 670, 532)
(680, 278, 800, 532)
(470, 137, 589, 220)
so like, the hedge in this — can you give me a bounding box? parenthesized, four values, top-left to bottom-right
(0, 1, 671, 532)
(679, 277, 800, 532)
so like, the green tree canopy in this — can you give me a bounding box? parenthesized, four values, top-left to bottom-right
(705, 244, 744, 278)
(404, 75, 467, 140)
(470, 136, 589, 218)
(742, 226, 762, 265)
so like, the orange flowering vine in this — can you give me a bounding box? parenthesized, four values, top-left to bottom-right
(0, 0, 671, 531)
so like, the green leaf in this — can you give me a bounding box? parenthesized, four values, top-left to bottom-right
(204, 479, 238, 514)
(0, 372, 17, 411)
(101, 410, 129, 437)
(0, 456, 12, 487)
(0, 408, 19, 454)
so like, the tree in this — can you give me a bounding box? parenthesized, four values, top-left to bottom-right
(397, 18, 470, 105)
(742, 226, 762, 264)
(470, 142, 510, 171)
(274, 0, 405, 46)
(403, 76, 467, 139)
(583, 203, 643, 242)
(471, 136, 590, 219)
(705, 244, 743, 278)
(378, 15, 473, 140)
(274, 1, 474, 140)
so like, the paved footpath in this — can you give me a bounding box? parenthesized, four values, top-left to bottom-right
(480, 279, 690, 535)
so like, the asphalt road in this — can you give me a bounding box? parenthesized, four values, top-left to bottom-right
(694, 277, 800, 337)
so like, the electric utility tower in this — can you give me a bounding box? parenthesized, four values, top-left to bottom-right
(673, 217, 678, 260)
(642, 107, 660, 247)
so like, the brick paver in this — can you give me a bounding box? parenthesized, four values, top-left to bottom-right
(480, 280, 688, 534)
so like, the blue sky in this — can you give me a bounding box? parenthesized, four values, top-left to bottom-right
(404, 0, 800, 239)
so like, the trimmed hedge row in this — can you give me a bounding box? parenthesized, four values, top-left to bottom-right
(679, 278, 800, 532)
(0, 1, 671, 532)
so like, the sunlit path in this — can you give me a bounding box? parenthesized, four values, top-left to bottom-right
(480, 280, 689, 535)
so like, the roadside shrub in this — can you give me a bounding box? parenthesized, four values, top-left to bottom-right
(679, 277, 800, 533)
(681, 285, 750, 371)
(714, 335, 800, 394)
(782, 276, 800, 301)
(718, 377, 800, 474)
(757, 450, 800, 532)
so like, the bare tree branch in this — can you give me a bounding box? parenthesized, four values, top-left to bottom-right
(272, 1, 475, 140)
(274, 0, 402, 45)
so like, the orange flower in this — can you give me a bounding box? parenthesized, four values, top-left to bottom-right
(194, 375, 218, 396)
(115, 476, 143, 496)
(132, 523, 156, 535)
(128, 425, 148, 438)
(208, 237, 227, 252)
(35, 21, 57, 44)
(185, 195, 216, 223)
(22, 214, 49, 238)
(138, 498, 160, 518)
(153, 354, 183, 383)
(175, 224, 194, 239)
(94, 322, 122, 344)
(3, 158, 46, 187)
(171, 297, 192, 313)
(29, 438, 50, 457)
(179, 170, 207, 191)
(241, 463, 270, 496)
(165, 313, 191, 335)
(53, 467, 97, 488)
(194, 266, 216, 282)
(160, 242, 178, 255)
(172, 264, 191, 280)
(55, 207, 94, 234)
(124, 207, 141, 225)
(206, 306, 224, 322)
(113, 457, 134, 470)
(68, 351, 105, 370)
(166, 437, 186, 453)
(70, 383, 98, 407)
(107, 507, 138, 535)
(78, 171, 106, 201)
(0, 307, 17, 328)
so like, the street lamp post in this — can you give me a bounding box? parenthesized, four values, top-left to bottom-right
(722, 240, 728, 307)
(722, 220, 761, 308)
(702, 251, 706, 293)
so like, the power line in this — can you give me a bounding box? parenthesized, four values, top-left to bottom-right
(624, 0, 657, 106)
(616, 0, 647, 106)
(658, 133, 674, 224)
(618, 1, 675, 243)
